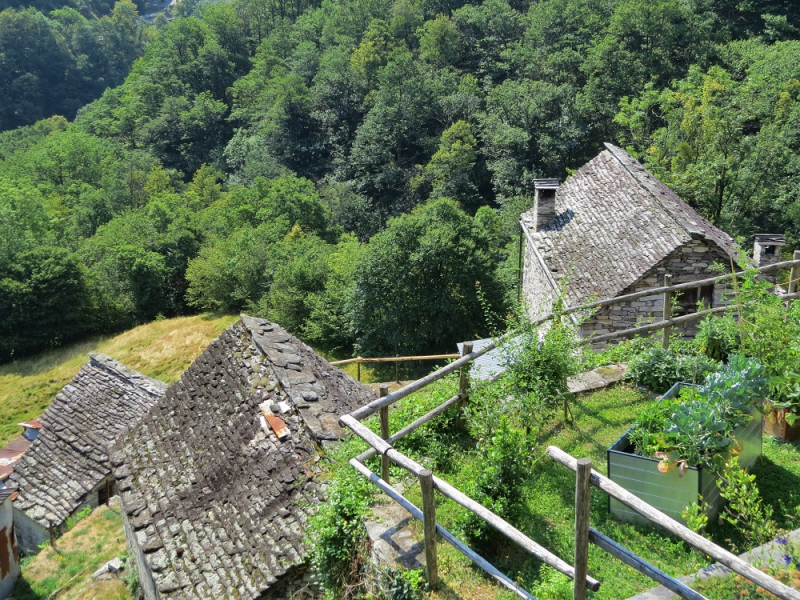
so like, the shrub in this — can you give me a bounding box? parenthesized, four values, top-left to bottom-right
(718, 457, 777, 551)
(306, 449, 373, 598)
(696, 314, 739, 361)
(626, 346, 720, 393)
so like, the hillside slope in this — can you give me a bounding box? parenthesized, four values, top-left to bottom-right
(0, 313, 237, 447)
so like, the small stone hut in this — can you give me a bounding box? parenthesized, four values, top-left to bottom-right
(112, 315, 374, 600)
(0, 490, 20, 600)
(521, 143, 747, 346)
(9, 354, 165, 553)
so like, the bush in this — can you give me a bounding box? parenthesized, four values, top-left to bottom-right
(626, 346, 720, 393)
(306, 447, 373, 598)
(696, 314, 739, 361)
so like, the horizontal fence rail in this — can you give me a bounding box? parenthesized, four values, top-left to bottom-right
(330, 354, 460, 366)
(547, 446, 800, 600)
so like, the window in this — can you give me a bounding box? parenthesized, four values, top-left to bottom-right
(98, 485, 108, 506)
(765, 245, 777, 256)
(676, 284, 714, 315)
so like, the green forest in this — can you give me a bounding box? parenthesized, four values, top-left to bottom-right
(1, 0, 799, 362)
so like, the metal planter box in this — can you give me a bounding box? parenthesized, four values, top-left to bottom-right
(608, 382, 762, 526)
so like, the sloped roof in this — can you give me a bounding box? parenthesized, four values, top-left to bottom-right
(9, 354, 165, 527)
(520, 143, 740, 305)
(111, 315, 374, 599)
(0, 436, 31, 483)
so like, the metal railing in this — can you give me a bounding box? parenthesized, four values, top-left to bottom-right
(338, 254, 800, 599)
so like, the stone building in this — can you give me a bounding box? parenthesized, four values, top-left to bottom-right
(112, 315, 374, 600)
(0, 490, 20, 600)
(9, 354, 165, 553)
(521, 143, 746, 346)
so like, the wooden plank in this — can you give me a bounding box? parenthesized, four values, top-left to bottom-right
(348, 459, 537, 600)
(546, 446, 800, 600)
(790, 250, 800, 295)
(662, 274, 673, 350)
(331, 354, 460, 365)
(589, 528, 707, 600)
(457, 342, 473, 430)
(380, 385, 390, 483)
(419, 469, 439, 588)
(340, 415, 392, 455)
(573, 459, 591, 600)
(355, 392, 464, 463)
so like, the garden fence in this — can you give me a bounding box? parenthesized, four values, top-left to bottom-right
(340, 254, 800, 600)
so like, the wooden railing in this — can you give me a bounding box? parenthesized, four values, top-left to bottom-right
(330, 354, 460, 382)
(338, 254, 800, 599)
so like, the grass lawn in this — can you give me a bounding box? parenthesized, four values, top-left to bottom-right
(0, 313, 237, 447)
(356, 380, 800, 599)
(13, 504, 131, 600)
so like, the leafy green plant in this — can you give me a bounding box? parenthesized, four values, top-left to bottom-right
(769, 370, 800, 426)
(718, 457, 778, 551)
(627, 357, 764, 473)
(682, 498, 710, 533)
(65, 505, 92, 530)
(696, 314, 740, 361)
(306, 446, 373, 599)
(626, 346, 720, 393)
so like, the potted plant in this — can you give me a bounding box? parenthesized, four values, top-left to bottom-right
(608, 356, 767, 525)
(764, 370, 800, 441)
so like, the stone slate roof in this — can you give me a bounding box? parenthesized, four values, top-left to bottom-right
(9, 355, 165, 528)
(521, 143, 741, 305)
(111, 315, 374, 599)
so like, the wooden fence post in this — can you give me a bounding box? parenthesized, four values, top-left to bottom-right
(456, 342, 473, 430)
(662, 274, 673, 349)
(379, 384, 390, 483)
(357, 361, 361, 382)
(790, 251, 800, 295)
(419, 468, 439, 588)
(573, 458, 592, 600)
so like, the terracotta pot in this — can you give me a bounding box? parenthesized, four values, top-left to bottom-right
(763, 407, 800, 441)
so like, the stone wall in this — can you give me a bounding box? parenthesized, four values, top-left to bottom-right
(581, 240, 735, 348)
(522, 235, 558, 322)
(0, 497, 20, 600)
(12, 508, 46, 556)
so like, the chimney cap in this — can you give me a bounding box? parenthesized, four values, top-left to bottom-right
(534, 178, 560, 190)
(753, 234, 786, 245)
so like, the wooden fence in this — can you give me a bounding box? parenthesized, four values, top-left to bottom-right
(330, 354, 460, 382)
(339, 255, 800, 600)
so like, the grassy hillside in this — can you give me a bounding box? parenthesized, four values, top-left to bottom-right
(0, 313, 237, 447)
(13, 503, 131, 600)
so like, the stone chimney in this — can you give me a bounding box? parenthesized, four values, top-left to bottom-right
(753, 234, 785, 281)
(534, 179, 560, 230)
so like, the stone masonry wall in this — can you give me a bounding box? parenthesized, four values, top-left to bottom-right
(523, 235, 558, 322)
(12, 509, 47, 556)
(122, 506, 159, 600)
(581, 240, 735, 348)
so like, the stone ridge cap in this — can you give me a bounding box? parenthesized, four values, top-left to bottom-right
(88, 352, 167, 396)
(603, 142, 697, 241)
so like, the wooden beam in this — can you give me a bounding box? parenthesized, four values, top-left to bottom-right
(457, 342, 473, 430)
(546, 446, 800, 600)
(341, 415, 392, 455)
(379, 385, 390, 483)
(573, 459, 591, 600)
(588, 528, 708, 600)
(662, 274, 673, 349)
(355, 392, 464, 462)
(348, 459, 537, 600)
(420, 469, 439, 588)
(789, 251, 800, 295)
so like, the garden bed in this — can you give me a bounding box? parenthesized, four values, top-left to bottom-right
(608, 382, 763, 525)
